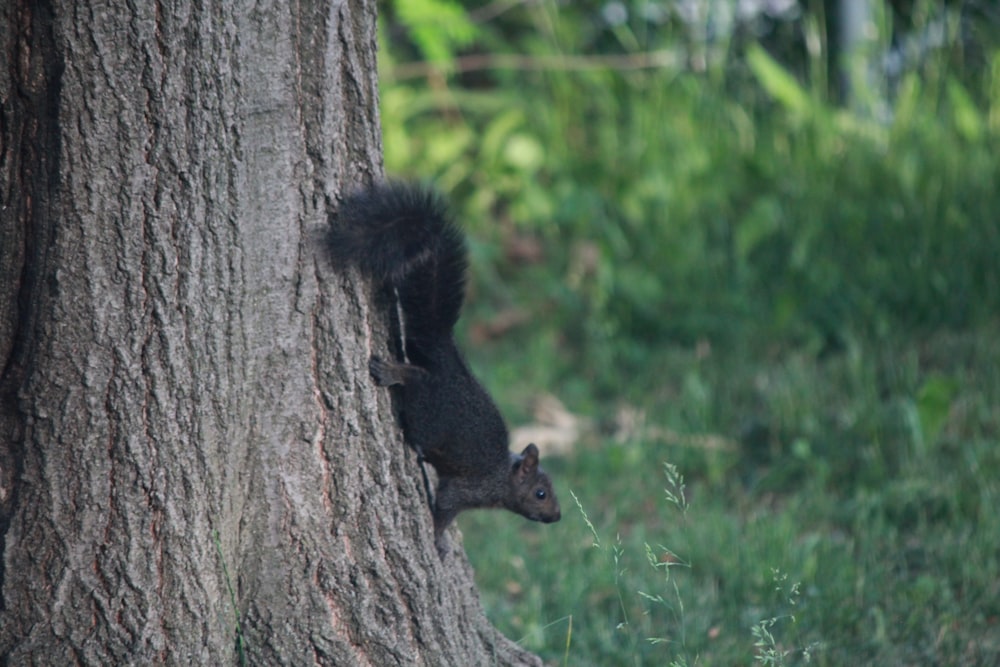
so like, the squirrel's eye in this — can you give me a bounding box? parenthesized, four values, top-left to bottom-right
(535, 489, 547, 500)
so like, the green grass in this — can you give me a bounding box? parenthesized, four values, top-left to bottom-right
(460, 328, 1000, 665)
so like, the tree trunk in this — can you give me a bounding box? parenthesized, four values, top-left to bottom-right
(0, 1, 540, 664)
(835, 0, 884, 112)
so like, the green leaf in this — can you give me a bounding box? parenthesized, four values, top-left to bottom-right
(916, 374, 958, 447)
(746, 45, 812, 116)
(503, 134, 544, 172)
(736, 196, 782, 259)
(393, 0, 477, 65)
(947, 79, 983, 142)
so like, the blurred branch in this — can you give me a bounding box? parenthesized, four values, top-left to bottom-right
(387, 49, 682, 81)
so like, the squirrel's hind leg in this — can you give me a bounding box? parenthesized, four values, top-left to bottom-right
(369, 356, 429, 386)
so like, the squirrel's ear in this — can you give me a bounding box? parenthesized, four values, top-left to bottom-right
(520, 444, 540, 473)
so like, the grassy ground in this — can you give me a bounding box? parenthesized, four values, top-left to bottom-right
(460, 326, 1000, 666)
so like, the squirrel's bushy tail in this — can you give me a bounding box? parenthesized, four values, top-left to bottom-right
(330, 182, 467, 349)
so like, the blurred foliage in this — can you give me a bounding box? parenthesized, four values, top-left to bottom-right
(374, 2, 1000, 664)
(378, 0, 1000, 388)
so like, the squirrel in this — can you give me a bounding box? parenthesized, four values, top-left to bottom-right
(328, 182, 561, 554)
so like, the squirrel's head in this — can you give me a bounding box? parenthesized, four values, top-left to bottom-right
(508, 443, 561, 524)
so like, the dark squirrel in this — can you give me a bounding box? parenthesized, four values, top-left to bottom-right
(328, 182, 561, 553)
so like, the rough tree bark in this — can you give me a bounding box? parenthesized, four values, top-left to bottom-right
(0, 1, 542, 664)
